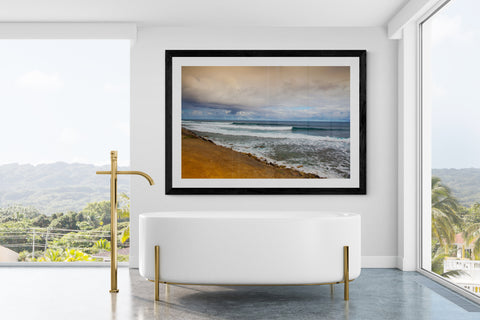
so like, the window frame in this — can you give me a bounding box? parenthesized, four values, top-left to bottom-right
(0, 23, 135, 267)
(416, 0, 480, 305)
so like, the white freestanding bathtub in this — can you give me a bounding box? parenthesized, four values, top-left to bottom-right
(139, 211, 360, 299)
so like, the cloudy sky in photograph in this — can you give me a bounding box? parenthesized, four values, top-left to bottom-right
(182, 66, 350, 121)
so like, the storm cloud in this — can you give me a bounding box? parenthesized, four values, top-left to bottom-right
(182, 66, 350, 121)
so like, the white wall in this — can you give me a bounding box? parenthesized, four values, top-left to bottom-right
(130, 26, 398, 268)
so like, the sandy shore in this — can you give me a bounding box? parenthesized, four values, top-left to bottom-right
(181, 128, 322, 179)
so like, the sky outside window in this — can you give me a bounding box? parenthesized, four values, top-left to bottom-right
(430, 0, 480, 169)
(0, 39, 130, 166)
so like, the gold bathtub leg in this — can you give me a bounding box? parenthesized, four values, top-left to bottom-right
(343, 246, 349, 301)
(155, 245, 160, 301)
(330, 283, 334, 296)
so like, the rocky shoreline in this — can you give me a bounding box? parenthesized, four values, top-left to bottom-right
(181, 128, 323, 179)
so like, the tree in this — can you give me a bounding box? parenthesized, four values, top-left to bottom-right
(35, 248, 93, 262)
(463, 204, 480, 259)
(0, 220, 35, 253)
(32, 215, 51, 228)
(118, 193, 130, 244)
(17, 250, 29, 262)
(37, 249, 63, 262)
(80, 201, 111, 226)
(431, 176, 460, 251)
(0, 205, 40, 223)
(431, 247, 466, 278)
(49, 212, 81, 230)
(51, 230, 100, 253)
(63, 249, 92, 262)
(93, 239, 111, 251)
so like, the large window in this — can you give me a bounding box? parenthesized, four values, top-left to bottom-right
(0, 40, 130, 263)
(422, 0, 480, 297)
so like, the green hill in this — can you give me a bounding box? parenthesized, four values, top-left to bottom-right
(432, 168, 480, 206)
(0, 163, 129, 214)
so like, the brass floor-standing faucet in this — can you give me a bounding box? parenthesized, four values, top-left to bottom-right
(97, 151, 154, 293)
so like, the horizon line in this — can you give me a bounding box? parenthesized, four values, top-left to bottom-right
(182, 118, 350, 122)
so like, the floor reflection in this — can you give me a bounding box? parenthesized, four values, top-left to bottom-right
(125, 269, 480, 320)
(0, 268, 477, 320)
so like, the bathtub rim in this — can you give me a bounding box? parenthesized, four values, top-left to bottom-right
(140, 211, 360, 220)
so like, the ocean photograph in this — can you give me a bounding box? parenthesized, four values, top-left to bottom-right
(181, 66, 351, 179)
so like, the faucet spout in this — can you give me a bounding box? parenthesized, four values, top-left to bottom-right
(117, 170, 154, 185)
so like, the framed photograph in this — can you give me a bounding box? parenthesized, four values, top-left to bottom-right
(166, 50, 366, 194)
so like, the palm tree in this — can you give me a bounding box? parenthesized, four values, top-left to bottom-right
(63, 249, 92, 262)
(431, 247, 467, 278)
(93, 239, 111, 251)
(43, 249, 63, 262)
(431, 176, 460, 251)
(463, 203, 480, 260)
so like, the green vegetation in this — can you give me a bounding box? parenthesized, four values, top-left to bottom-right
(431, 176, 460, 250)
(431, 176, 480, 277)
(0, 194, 130, 262)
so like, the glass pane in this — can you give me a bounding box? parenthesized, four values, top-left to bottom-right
(423, 0, 480, 296)
(0, 40, 130, 263)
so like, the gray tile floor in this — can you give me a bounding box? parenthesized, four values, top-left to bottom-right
(0, 267, 479, 320)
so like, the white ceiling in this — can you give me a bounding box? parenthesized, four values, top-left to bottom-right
(0, 0, 408, 27)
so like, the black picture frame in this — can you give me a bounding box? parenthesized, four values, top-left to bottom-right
(166, 50, 366, 195)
